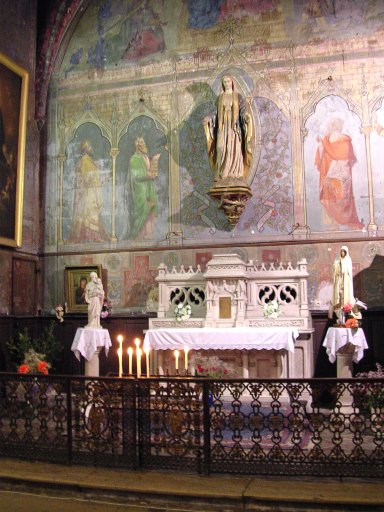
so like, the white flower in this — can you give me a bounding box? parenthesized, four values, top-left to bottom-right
(263, 300, 281, 319)
(175, 303, 191, 322)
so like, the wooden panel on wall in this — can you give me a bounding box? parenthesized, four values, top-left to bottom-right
(12, 258, 36, 315)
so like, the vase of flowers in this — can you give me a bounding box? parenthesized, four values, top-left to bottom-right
(341, 302, 363, 329)
(174, 303, 191, 322)
(101, 298, 111, 319)
(263, 299, 281, 319)
(17, 349, 50, 375)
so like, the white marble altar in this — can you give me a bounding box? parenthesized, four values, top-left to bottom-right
(148, 253, 314, 379)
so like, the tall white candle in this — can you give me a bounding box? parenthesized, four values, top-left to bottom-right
(137, 348, 142, 378)
(117, 335, 123, 378)
(144, 347, 150, 378)
(174, 349, 179, 372)
(127, 347, 133, 375)
(117, 348, 123, 378)
(184, 347, 189, 372)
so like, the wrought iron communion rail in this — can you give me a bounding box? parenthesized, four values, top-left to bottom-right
(0, 373, 383, 477)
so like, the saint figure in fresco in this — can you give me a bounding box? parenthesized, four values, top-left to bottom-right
(128, 137, 160, 239)
(68, 140, 108, 243)
(314, 117, 362, 229)
(204, 75, 253, 183)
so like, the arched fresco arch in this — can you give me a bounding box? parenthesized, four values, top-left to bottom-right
(370, 95, 384, 228)
(115, 115, 168, 241)
(304, 95, 368, 233)
(62, 122, 112, 243)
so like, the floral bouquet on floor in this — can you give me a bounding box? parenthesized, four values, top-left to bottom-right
(263, 299, 281, 319)
(17, 349, 50, 375)
(174, 303, 191, 322)
(194, 354, 238, 378)
(101, 298, 111, 319)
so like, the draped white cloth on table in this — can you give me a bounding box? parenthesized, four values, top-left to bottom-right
(323, 327, 368, 364)
(143, 327, 298, 352)
(71, 327, 112, 361)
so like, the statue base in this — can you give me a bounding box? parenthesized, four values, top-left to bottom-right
(208, 181, 252, 226)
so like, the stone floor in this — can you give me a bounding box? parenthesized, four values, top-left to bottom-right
(0, 458, 383, 512)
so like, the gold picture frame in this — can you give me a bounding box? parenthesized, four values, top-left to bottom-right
(65, 265, 102, 313)
(0, 51, 29, 248)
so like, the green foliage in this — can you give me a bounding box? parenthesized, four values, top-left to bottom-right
(7, 322, 63, 371)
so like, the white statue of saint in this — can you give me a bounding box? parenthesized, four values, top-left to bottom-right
(85, 272, 104, 329)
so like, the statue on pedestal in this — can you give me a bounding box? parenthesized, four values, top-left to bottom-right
(85, 271, 104, 329)
(203, 74, 255, 226)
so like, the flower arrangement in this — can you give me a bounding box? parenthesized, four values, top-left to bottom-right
(195, 354, 238, 378)
(174, 303, 191, 322)
(340, 301, 363, 328)
(101, 298, 111, 319)
(354, 363, 384, 412)
(17, 349, 50, 375)
(55, 304, 64, 323)
(263, 299, 281, 319)
(7, 323, 62, 373)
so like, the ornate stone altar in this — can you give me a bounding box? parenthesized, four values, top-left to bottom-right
(148, 254, 314, 379)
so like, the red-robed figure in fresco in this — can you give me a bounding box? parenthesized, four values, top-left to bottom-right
(315, 117, 362, 229)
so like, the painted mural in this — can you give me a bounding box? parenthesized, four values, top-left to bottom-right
(304, 95, 368, 233)
(63, 0, 167, 75)
(237, 97, 293, 235)
(39, 0, 384, 316)
(370, 97, 384, 229)
(116, 115, 169, 241)
(62, 123, 112, 243)
(286, 0, 384, 43)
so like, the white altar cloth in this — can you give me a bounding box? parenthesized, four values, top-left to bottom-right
(71, 328, 112, 361)
(143, 327, 298, 352)
(323, 327, 368, 364)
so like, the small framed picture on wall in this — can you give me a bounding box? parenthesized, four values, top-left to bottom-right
(65, 265, 102, 313)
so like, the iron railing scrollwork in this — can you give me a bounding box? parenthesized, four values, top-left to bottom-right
(0, 373, 383, 477)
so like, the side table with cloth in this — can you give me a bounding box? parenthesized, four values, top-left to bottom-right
(322, 327, 368, 379)
(143, 327, 298, 377)
(71, 328, 112, 376)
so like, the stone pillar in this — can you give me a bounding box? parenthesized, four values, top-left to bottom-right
(84, 348, 102, 377)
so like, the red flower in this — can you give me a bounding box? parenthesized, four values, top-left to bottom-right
(37, 361, 49, 374)
(345, 318, 359, 329)
(18, 364, 31, 374)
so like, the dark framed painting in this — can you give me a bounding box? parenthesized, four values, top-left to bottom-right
(65, 265, 102, 313)
(0, 51, 29, 247)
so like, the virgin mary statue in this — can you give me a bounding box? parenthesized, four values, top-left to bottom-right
(204, 75, 253, 183)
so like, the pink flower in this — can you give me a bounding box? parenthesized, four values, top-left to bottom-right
(343, 303, 353, 313)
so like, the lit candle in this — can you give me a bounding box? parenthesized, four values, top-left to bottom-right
(117, 335, 123, 378)
(184, 347, 189, 372)
(144, 347, 150, 378)
(117, 348, 123, 378)
(174, 349, 179, 372)
(127, 347, 133, 375)
(134, 337, 141, 349)
(137, 348, 142, 378)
